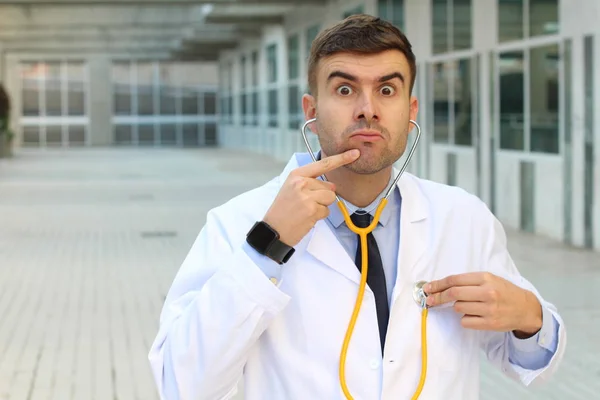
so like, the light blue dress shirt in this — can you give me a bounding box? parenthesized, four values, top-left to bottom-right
(243, 153, 559, 370)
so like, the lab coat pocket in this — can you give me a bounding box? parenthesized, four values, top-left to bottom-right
(427, 305, 463, 372)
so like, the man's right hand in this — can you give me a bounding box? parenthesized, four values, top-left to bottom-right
(262, 149, 360, 247)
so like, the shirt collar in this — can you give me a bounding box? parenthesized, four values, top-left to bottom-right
(311, 149, 400, 229)
(326, 171, 399, 229)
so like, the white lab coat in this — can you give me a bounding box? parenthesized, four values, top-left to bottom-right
(148, 153, 566, 400)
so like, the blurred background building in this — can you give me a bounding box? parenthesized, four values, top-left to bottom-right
(0, 0, 598, 252)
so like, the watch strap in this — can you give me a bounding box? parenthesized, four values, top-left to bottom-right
(266, 238, 295, 265)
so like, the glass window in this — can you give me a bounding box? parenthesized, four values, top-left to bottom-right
(22, 126, 41, 145)
(288, 35, 300, 80)
(204, 92, 216, 115)
(67, 63, 85, 116)
(530, 44, 559, 153)
(68, 125, 86, 146)
(306, 25, 321, 60)
(160, 124, 177, 146)
(268, 89, 278, 127)
(205, 123, 217, 146)
(498, 51, 525, 150)
(159, 64, 177, 115)
(433, 62, 450, 143)
(251, 51, 259, 87)
(267, 44, 277, 84)
(498, 0, 524, 42)
(378, 0, 404, 30)
(453, 58, 472, 145)
(432, 0, 449, 54)
(432, 0, 471, 54)
(138, 124, 155, 145)
(21, 63, 41, 117)
(392, 0, 404, 28)
(45, 62, 62, 117)
(529, 0, 558, 37)
(432, 58, 474, 145)
(498, 0, 558, 42)
(453, 0, 472, 50)
(113, 63, 132, 115)
(378, 0, 389, 20)
(46, 125, 62, 145)
(114, 125, 132, 144)
(182, 88, 198, 115)
(182, 123, 199, 147)
(19, 61, 89, 147)
(288, 84, 300, 129)
(240, 56, 247, 90)
(252, 91, 259, 126)
(137, 63, 155, 116)
(343, 5, 364, 18)
(241, 93, 247, 120)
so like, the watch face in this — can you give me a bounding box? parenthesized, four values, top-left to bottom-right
(247, 222, 278, 251)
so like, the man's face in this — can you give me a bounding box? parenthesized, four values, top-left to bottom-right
(303, 49, 418, 175)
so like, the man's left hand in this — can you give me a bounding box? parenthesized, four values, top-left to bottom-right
(424, 272, 543, 338)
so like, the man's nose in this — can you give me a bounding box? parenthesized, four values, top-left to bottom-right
(355, 92, 379, 122)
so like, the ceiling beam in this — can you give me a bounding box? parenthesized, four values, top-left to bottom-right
(0, 37, 178, 51)
(0, 4, 207, 27)
(0, 0, 314, 4)
(204, 14, 283, 25)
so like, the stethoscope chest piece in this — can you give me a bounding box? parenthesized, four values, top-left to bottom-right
(413, 281, 429, 309)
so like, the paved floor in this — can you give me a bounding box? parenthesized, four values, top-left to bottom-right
(0, 148, 597, 400)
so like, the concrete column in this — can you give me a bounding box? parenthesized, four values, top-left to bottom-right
(88, 54, 113, 146)
(593, 32, 600, 251)
(405, 0, 432, 180)
(0, 43, 4, 84)
(561, 0, 597, 247)
(472, 0, 497, 207)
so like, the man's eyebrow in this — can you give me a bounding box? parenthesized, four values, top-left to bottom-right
(326, 71, 358, 83)
(378, 72, 405, 84)
(326, 70, 405, 84)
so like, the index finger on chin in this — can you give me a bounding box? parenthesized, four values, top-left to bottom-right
(293, 149, 360, 178)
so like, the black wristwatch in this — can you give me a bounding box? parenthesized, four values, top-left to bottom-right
(246, 221, 295, 265)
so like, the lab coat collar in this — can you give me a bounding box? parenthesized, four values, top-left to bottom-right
(280, 152, 429, 286)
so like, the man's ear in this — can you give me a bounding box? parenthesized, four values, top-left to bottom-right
(302, 93, 317, 121)
(409, 96, 419, 126)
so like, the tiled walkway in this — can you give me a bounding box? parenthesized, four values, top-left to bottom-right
(0, 148, 597, 400)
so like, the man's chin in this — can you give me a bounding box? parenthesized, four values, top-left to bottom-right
(343, 161, 388, 175)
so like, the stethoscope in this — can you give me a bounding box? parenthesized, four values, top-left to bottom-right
(301, 118, 430, 400)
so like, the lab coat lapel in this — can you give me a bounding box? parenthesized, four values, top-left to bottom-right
(396, 174, 429, 288)
(305, 219, 361, 285)
(278, 153, 361, 285)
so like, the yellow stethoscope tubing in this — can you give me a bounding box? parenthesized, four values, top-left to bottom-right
(299, 117, 427, 399)
(337, 197, 427, 400)
(336, 198, 428, 400)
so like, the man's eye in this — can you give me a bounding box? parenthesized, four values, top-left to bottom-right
(337, 85, 353, 96)
(381, 85, 395, 96)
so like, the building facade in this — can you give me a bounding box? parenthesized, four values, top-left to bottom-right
(216, 0, 600, 251)
(0, 50, 218, 148)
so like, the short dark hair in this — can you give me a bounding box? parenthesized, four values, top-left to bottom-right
(307, 14, 417, 96)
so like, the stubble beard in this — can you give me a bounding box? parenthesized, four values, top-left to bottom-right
(315, 120, 407, 175)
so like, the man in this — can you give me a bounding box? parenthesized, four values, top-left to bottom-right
(148, 15, 565, 399)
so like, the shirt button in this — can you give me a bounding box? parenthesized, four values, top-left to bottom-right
(270, 277, 278, 285)
(369, 359, 380, 370)
(540, 336, 546, 345)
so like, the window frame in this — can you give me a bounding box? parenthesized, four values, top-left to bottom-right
(493, 36, 564, 156)
(19, 59, 90, 148)
(428, 50, 479, 148)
